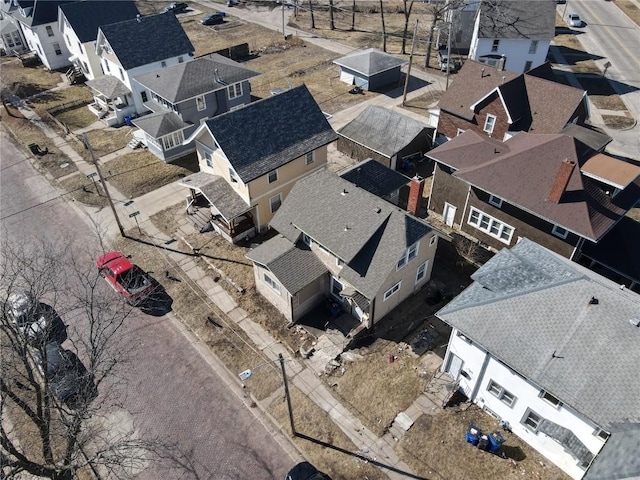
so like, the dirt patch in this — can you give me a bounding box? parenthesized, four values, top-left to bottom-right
(269, 387, 388, 480)
(602, 114, 636, 129)
(614, 0, 640, 26)
(577, 76, 628, 111)
(104, 151, 198, 199)
(0, 58, 63, 97)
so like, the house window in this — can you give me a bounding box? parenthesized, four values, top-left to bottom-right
(103, 59, 110, 73)
(383, 281, 402, 301)
(140, 91, 148, 103)
(178, 56, 184, 63)
(416, 261, 428, 284)
(263, 273, 281, 294)
(268, 170, 278, 184)
(160, 130, 184, 151)
(305, 151, 315, 165)
(302, 234, 311, 246)
(529, 40, 538, 54)
(196, 95, 206, 111)
(269, 194, 282, 213)
(487, 380, 517, 407)
(396, 242, 419, 270)
(552, 225, 569, 239)
(467, 207, 514, 244)
(46, 25, 54, 37)
(429, 235, 437, 247)
(522, 409, 542, 432)
(77, 42, 82, 52)
(227, 83, 242, 100)
(161, 60, 167, 68)
(65, 34, 70, 46)
(524, 60, 533, 72)
(491, 39, 500, 52)
(229, 167, 239, 183)
(52, 42, 61, 55)
(593, 428, 609, 441)
(118, 68, 124, 81)
(483, 114, 496, 134)
(540, 390, 562, 408)
(488, 195, 502, 208)
(204, 151, 213, 168)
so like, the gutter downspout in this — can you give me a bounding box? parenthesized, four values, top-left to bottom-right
(469, 349, 491, 402)
(460, 184, 472, 231)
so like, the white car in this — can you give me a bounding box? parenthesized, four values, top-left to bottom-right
(568, 13, 583, 27)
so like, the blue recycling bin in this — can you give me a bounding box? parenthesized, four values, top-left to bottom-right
(488, 431, 506, 454)
(466, 424, 482, 446)
(124, 115, 133, 126)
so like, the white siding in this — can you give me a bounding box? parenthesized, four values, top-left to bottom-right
(470, 37, 551, 74)
(20, 22, 71, 70)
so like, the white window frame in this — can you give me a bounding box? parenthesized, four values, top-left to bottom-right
(522, 409, 542, 433)
(593, 428, 609, 441)
(540, 390, 563, 408)
(269, 193, 282, 213)
(229, 167, 239, 183)
(416, 261, 428, 284)
(467, 207, 514, 244)
(227, 83, 242, 100)
(204, 150, 213, 168)
(160, 130, 184, 151)
(268, 170, 278, 184)
(178, 56, 184, 63)
(487, 380, 517, 407)
(305, 151, 315, 165)
(396, 242, 419, 270)
(140, 91, 148, 103)
(552, 225, 569, 239)
(483, 114, 497, 134)
(488, 195, 503, 208)
(383, 281, 401, 301)
(196, 95, 206, 111)
(491, 39, 500, 52)
(161, 60, 167, 68)
(263, 273, 281, 294)
(529, 40, 538, 54)
(52, 42, 61, 55)
(46, 25, 54, 37)
(429, 235, 437, 247)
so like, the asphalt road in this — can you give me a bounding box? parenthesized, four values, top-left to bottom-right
(0, 130, 295, 478)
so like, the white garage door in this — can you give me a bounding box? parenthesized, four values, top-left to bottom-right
(340, 71, 355, 85)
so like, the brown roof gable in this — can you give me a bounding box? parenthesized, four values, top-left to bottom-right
(428, 131, 627, 241)
(439, 60, 586, 133)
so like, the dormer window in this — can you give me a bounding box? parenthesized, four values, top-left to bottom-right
(552, 225, 569, 239)
(483, 114, 496, 134)
(268, 170, 278, 184)
(488, 195, 502, 208)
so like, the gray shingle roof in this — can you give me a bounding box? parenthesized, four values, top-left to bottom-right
(133, 54, 259, 103)
(437, 238, 640, 432)
(270, 169, 434, 299)
(333, 48, 407, 76)
(203, 85, 338, 183)
(178, 172, 250, 221)
(246, 235, 327, 295)
(98, 12, 194, 70)
(59, 0, 140, 43)
(86, 74, 130, 98)
(477, 0, 556, 40)
(340, 159, 410, 198)
(132, 111, 190, 138)
(586, 425, 640, 479)
(337, 106, 430, 158)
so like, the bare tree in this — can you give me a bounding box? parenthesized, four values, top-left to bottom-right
(328, 0, 335, 30)
(380, 0, 387, 52)
(423, 0, 464, 69)
(401, 0, 415, 54)
(0, 238, 173, 479)
(308, 0, 315, 29)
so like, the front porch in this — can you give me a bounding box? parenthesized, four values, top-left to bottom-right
(86, 75, 136, 127)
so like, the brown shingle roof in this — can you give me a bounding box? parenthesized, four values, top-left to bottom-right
(581, 154, 640, 190)
(428, 130, 627, 241)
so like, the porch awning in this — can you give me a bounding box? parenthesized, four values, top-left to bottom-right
(179, 171, 251, 221)
(86, 75, 130, 99)
(132, 111, 191, 138)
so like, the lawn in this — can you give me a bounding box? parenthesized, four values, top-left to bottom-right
(70, 126, 134, 160)
(0, 57, 62, 97)
(57, 172, 109, 208)
(27, 85, 93, 118)
(53, 104, 97, 131)
(104, 151, 198, 199)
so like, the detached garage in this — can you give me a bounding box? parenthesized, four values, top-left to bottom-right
(333, 48, 407, 91)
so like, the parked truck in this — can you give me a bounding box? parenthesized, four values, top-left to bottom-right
(96, 252, 153, 306)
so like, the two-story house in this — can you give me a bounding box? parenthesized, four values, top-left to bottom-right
(86, 12, 194, 127)
(429, 60, 589, 145)
(426, 129, 640, 288)
(11, 0, 73, 70)
(468, 0, 556, 74)
(246, 169, 445, 328)
(437, 238, 640, 480)
(130, 54, 259, 162)
(58, 0, 139, 81)
(1, 0, 27, 55)
(178, 85, 338, 243)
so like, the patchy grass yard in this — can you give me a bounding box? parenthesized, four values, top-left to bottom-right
(27, 85, 93, 117)
(578, 76, 629, 111)
(0, 57, 62, 97)
(401, 90, 444, 116)
(397, 405, 570, 480)
(104, 151, 198, 199)
(57, 172, 108, 208)
(70, 126, 134, 160)
(602, 114, 636, 129)
(53, 104, 97, 131)
(627, 207, 640, 221)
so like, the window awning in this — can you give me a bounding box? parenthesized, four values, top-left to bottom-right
(539, 419, 594, 464)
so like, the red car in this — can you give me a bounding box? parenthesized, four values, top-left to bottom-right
(96, 252, 153, 306)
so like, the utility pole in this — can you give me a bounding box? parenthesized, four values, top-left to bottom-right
(279, 353, 296, 436)
(83, 133, 125, 237)
(446, 22, 452, 91)
(402, 20, 419, 106)
(282, 2, 286, 39)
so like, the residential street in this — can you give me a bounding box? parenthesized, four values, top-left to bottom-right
(0, 130, 300, 478)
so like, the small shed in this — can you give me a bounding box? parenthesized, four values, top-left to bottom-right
(337, 106, 433, 170)
(333, 48, 407, 91)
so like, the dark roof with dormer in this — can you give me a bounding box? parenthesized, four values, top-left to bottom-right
(59, 0, 139, 43)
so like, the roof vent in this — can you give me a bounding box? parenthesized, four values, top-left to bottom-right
(341, 189, 348, 196)
(588, 296, 599, 305)
(136, 14, 141, 22)
(344, 225, 350, 231)
(374, 207, 381, 213)
(630, 318, 640, 327)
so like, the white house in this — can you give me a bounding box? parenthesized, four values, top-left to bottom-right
(1, 0, 27, 55)
(468, 0, 556, 74)
(437, 238, 640, 480)
(12, 0, 72, 70)
(58, 0, 139, 81)
(86, 12, 194, 126)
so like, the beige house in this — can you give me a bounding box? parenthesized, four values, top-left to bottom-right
(246, 169, 447, 332)
(179, 85, 338, 243)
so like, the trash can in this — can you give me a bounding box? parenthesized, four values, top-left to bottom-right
(477, 434, 490, 451)
(488, 431, 506, 454)
(466, 424, 482, 446)
(124, 116, 133, 126)
(29, 143, 40, 155)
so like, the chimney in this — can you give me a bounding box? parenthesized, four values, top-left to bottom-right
(498, 55, 506, 72)
(407, 175, 425, 216)
(548, 159, 577, 204)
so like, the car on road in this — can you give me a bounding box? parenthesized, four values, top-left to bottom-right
(201, 12, 225, 25)
(285, 462, 330, 480)
(567, 13, 583, 27)
(163, 2, 188, 13)
(3, 291, 67, 346)
(96, 252, 154, 306)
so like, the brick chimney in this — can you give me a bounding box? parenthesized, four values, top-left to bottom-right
(548, 159, 577, 204)
(407, 176, 425, 216)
